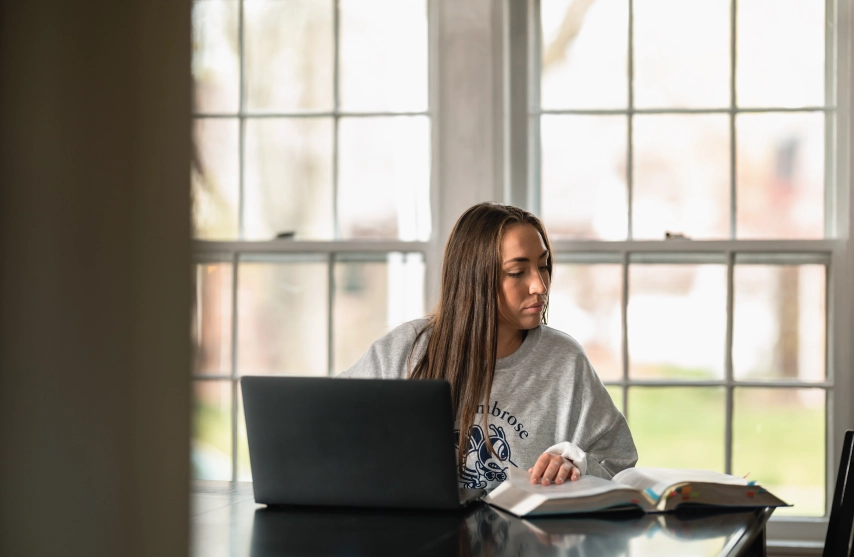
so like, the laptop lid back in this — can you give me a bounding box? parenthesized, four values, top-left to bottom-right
(241, 376, 462, 510)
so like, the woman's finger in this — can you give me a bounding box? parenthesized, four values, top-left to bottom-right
(529, 453, 553, 483)
(540, 457, 562, 485)
(554, 461, 573, 484)
(554, 460, 581, 484)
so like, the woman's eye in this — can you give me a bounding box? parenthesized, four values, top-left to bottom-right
(508, 272, 523, 278)
(539, 265, 549, 272)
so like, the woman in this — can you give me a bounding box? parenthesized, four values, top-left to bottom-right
(340, 202, 637, 491)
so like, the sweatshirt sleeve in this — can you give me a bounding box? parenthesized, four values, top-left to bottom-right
(546, 414, 638, 479)
(539, 331, 638, 479)
(584, 416, 638, 478)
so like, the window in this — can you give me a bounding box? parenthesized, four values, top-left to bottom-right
(190, 0, 431, 481)
(189, 0, 853, 547)
(523, 0, 851, 543)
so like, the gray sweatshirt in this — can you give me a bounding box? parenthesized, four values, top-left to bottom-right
(340, 318, 638, 491)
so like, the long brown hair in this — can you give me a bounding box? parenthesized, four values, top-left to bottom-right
(409, 202, 553, 471)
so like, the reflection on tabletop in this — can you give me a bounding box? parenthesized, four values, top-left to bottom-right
(243, 502, 766, 557)
(249, 505, 467, 557)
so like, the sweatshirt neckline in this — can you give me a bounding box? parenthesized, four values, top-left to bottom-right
(496, 325, 541, 370)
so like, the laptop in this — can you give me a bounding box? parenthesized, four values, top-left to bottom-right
(241, 376, 485, 510)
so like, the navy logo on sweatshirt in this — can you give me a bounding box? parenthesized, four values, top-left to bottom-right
(455, 423, 517, 489)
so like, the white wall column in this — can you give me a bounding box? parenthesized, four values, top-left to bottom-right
(435, 0, 506, 237)
(428, 0, 505, 306)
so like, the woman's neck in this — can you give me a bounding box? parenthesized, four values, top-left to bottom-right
(496, 326, 525, 359)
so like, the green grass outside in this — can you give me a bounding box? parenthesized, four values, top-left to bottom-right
(617, 383, 825, 516)
(192, 400, 232, 479)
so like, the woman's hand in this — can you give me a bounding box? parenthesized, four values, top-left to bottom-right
(528, 453, 580, 486)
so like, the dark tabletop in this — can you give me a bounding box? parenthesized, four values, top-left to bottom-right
(191, 481, 773, 557)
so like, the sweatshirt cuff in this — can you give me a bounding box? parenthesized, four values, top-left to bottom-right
(544, 441, 588, 476)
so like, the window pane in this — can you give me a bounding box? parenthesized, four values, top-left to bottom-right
(541, 115, 627, 240)
(736, 112, 824, 239)
(338, 116, 431, 240)
(733, 263, 826, 381)
(244, 118, 334, 240)
(333, 253, 424, 373)
(733, 388, 825, 516)
(540, 0, 628, 110)
(192, 380, 232, 481)
(237, 256, 328, 376)
(193, 118, 239, 240)
(193, 260, 233, 376)
(339, 0, 427, 112)
(737, 0, 825, 108)
(628, 387, 725, 470)
(550, 263, 623, 381)
(244, 0, 333, 112)
(192, 0, 239, 113)
(633, 115, 730, 239)
(634, 0, 730, 109)
(628, 263, 726, 380)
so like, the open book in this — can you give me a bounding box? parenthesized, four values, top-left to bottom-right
(484, 466, 789, 516)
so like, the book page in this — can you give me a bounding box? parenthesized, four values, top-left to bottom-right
(613, 467, 748, 498)
(486, 467, 655, 515)
(502, 466, 641, 501)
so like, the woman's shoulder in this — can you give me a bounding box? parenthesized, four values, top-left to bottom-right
(538, 324, 586, 354)
(390, 317, 431, 337)
(340, 318, 431, 378)
(533, 325, 601, 380)
(372, 317, 432, 349)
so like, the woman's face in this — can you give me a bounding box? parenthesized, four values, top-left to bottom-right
(497, 223, 550, 334)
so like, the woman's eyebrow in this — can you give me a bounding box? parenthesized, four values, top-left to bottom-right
(503, 250, 549, 265)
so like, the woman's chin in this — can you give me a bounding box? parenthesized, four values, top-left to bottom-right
(517, 317, 542, 330)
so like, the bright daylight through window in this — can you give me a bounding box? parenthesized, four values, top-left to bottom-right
(535, 0, 837, 522)
(191, 0, 429, 482)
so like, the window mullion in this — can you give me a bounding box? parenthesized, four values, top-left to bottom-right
(729, 0, 738, 240)
(725, 0, 737, 477)
(825, 0, 837, 239)
(332, 0, 340, 241)
(627, 0, 635, 241)
(238, 0, 246, 241)
(527, 0, 542, 215)
(193, 240, 431, 254)
(725, 250, 735, 475)
(621, 250, 629, 418)
(230, 250, 240, 482)
(425, 0, 440, 308)
(548, 239, 839, 254)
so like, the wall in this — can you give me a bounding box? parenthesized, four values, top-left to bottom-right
(0, 2, 191, 556)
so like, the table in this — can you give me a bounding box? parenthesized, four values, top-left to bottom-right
(191, 481, 773, 557)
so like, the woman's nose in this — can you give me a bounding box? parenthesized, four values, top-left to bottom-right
(531, 272, 547, 294)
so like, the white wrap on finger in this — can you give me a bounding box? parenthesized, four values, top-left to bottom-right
(543, 441, 588, 476)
